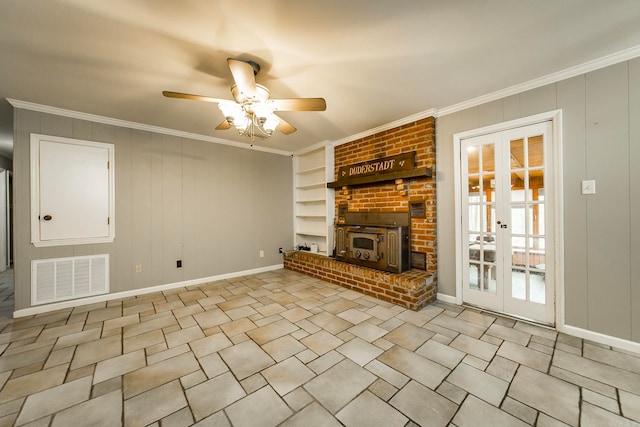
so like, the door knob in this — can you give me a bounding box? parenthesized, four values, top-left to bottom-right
(43, 215, 52, 221)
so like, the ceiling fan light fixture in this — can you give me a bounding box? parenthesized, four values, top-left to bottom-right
(263, 114, 280, 134)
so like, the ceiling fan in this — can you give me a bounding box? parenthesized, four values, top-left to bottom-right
(163, 58, 326, 140)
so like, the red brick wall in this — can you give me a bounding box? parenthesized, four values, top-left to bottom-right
(333, 116, 437, 276)
(284, 251, 436, 310)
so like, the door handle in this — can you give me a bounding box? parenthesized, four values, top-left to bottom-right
(497, 221, 508, 229)
(43, 215, 52, 221)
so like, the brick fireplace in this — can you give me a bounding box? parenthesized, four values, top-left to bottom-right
(285, 116, 437, 310)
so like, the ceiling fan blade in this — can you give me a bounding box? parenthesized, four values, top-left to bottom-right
(215, 120, 231, 130)
(227, 58, 257, 98)
(270, 98, 326, 111)
(162, 91, 227, 104)
(275, 115, 297, 135)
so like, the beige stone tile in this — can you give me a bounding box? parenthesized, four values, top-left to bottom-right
(447, 362, 508, 406)
(347, 321, 388, 342)
(336, 337, 383, 366)
(368, 378, 398, 401)
(0, 325, 43, 345)
(0, 363, 68, 403)
(123, 352, 199, 399)
(509, 365, 579, 426)
(219, 340, 275, 380)
(308, 312, 353, 335)
(393, 310, 431, 327)
(456, 309, 496, 327)
(185, 372, 245, 421)
(51, 389, 121, 427)
(85, 307, 122, 325)
(219, 318, 257, 337)
(165, 325, 205, 348)
(415, 339, 465, 369)
(337, 390, 408, 427)
(620, 390, 640, 422)
(513, 321, 557, 341)
(306, 350, 344, 374)
(377, 345, 450, 390)
(123, 314, 177, 339)
(225, 385, 292, 427)
(383, 323, 435, 351)
(452, 394, 528, 427)
(280, 307, 313, 323)
(304, 359, 376, 414)
(71, 335, 121, 370)
(93, 349, 146, 384)
(0, 346, 52, 373)
(42, 346, 74, 369)
(261, 334, 306, 362)
(102, 313, 139, 331)
(189, 332, 233, 358)
(429, 313, 487, 339)
(301, 330, 344, 356)
(199, 352, 229, 379)
(485, 323, 531, 346)
(123, 329, 164, 353)
(582, 388, 619, 414)
(247, 319, 299, 345)
(262, 357, 315, 396)
(449, 333, 498, 361)
(364, 305, 397, 322)
(15, 376, 92, 425)
(217, 296, 258, 311)
(390, 380, 458, 426)
(54, 328, 102, 349)
(553, 349, 640, 395)
(581, 401, 640, 427)
(583, 342, 640, 374)
(240, 372, 268, 394)
(436, 381, 467, 404)
(497, 340, 551, 372)
(256, 302, 287, 317)
(37, 322, 85, 342)
(282, 387, 314, 412)
(486, 355, 519, 382)
(280, 401, 341, 427)
(124, 380, 187, 427)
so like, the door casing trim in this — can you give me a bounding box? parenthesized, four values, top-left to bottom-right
(453, 110, 564, 327)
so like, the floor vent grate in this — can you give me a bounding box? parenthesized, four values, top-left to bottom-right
(31, 254, 109, 305)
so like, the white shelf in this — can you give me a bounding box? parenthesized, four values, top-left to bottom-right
(293, 145, 334, 255)
(296, 182, 326, 190)
(297, 165, 325, 175)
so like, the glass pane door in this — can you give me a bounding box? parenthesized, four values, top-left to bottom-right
(461, 134, 502, 312)
(461, 121, 554, 325)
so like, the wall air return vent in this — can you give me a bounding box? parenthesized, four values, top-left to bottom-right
(31, 254, 109, 305)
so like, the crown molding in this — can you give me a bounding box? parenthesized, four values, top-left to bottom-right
(6, 99, 292, 157)
(437, 44, 640, 117)
(331, 108, 438, 148)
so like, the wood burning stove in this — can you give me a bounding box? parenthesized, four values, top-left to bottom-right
(335, 212, 410, 273)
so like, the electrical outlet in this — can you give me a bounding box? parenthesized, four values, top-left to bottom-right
(176, 260, 182, 268)
(135, 264, 142, 273)
(259, 250, 264, 258)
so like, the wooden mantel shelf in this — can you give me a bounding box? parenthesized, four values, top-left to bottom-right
(327, 167, 432, 188)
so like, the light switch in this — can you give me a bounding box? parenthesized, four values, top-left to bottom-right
(581, 180, 596, 195)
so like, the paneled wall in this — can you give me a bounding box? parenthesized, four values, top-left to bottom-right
(13, 109, 293, 310)
(437, 59, 640, 343)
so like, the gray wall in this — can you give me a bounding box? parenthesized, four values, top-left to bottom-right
(13, 108, 293, 310)
(437, 59, 640, 343)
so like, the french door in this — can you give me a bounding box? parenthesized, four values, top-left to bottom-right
(461, 121, 554, 324)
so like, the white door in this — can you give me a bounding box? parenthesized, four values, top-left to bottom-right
(39, 141, 110, 241)
(461, 122, 554, 324)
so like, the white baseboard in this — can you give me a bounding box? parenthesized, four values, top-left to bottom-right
(13, 264, 284, 318)
(560, 324, 640, 354)
(436, 293, 457, 304)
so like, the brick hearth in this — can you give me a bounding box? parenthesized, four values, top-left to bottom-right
(284, 251, 436, 310)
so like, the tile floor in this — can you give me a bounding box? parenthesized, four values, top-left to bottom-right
(1, 268, 640, 426)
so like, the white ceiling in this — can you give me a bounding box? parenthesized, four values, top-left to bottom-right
(1, 0, 640, 157)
